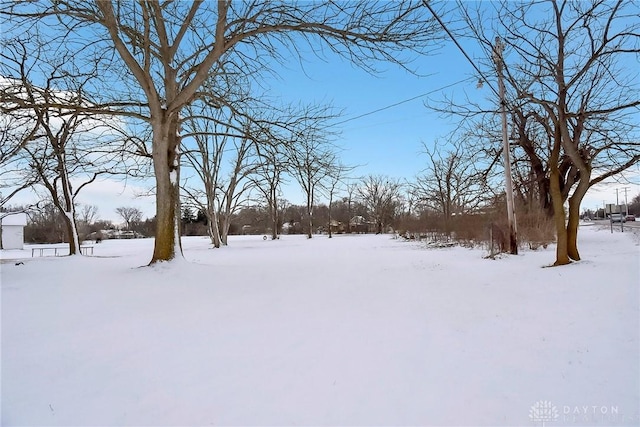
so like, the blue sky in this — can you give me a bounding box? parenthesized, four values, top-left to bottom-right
(13, 21, 640, 222)
(271, 51, 475, 175)
(265, 35, 639, 212)
(76, 46, 487, 223)
(5, 2, 639, 223)
(259, 1, 640, 215)
(72, 46, 489, 222)
(263, 42, 483, 204)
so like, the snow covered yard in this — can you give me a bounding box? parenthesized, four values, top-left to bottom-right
(1, 226, 639, 426)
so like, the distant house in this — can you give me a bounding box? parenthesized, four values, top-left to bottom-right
(349, 215, 374, 233)
(1, 212, 28, 250)
(328, 220, 344, 234)
(86, 229, 144, 241)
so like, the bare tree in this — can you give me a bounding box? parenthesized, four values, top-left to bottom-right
(411, 139, 489, 234)
(323, 162, 354, 238)
(629, 193, 640, 217)
(343, 180, 361, 233)
(250, 139, 288, 240)
(77, 204, 99, 226)
(456, 0, 640, 265)
(76, 203, 99, 240)
(0, 39, 46, 208)
(287, 105, 340, 238)
(216, 133, 256, 245)
(182, 106, 229, 248)
(115, 206, 143, 231)
(1, 72, 123, 254)
(2, 29, 143, 254)
(243, 103, 340, 241)
(181, 66, 255, 247)
(358, 175, 404, 234)
(23, 201, 67, 244)
(182, 119, 256, 247)
(2, 0, 443, 263)
(0, 90, 41, 207)
(181, 80, 265, 247)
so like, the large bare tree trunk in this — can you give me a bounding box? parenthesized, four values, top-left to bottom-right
(150, 117, 182, 263)
(61, 214, 79, 255)
(549, 141, 570, 266)
(220, 188, 237, 246)
(567, 178, 589, 261)
(209, 207, 222, 248)
(566, 197, 581, 261)
(59, 166, 80, 255)
(548, 125, 570, 266)
(550, 172, 569, 265)
(220, 214, 231, 246)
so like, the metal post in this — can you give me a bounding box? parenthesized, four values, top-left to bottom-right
(493, 37, 518, 255)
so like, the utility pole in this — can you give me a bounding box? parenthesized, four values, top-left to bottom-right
(493, 37, 518, 255)
(622, 186, 630, 215)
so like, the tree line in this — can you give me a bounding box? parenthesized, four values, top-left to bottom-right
(12, 173, 640, 252)
(1, 1, 638, 266)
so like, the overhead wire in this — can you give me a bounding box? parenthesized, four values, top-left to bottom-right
(333, 76, 473, 127)
(334, 2, 500, 128)
(422, 0, 500, 99)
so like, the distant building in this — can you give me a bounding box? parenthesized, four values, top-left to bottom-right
(328, 220, 344, 234)
(86, 230, 144, 241)
(349, 215, 374, 233)
(1, 212, 28, 250)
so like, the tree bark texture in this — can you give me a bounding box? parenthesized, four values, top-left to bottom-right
(150, 115, 182, 263)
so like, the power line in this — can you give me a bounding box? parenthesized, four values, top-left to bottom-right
(333, 77, 473, 127)
(333, 1, 500, 129)
(422, 0, 500, 99)
(424, 0, 518, 253)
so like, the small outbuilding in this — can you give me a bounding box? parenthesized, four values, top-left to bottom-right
(1, 212, 28, 250)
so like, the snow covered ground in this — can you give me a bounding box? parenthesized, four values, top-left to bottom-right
(1, 224, 639, 426)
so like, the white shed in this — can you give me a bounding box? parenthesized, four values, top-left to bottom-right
(1, 212, 28, 250)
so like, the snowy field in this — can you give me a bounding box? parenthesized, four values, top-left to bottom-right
(1, 224, 639, 426)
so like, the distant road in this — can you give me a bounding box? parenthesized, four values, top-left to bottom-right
(589, 219, 640, 231)
(624, 221, 640, 229)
